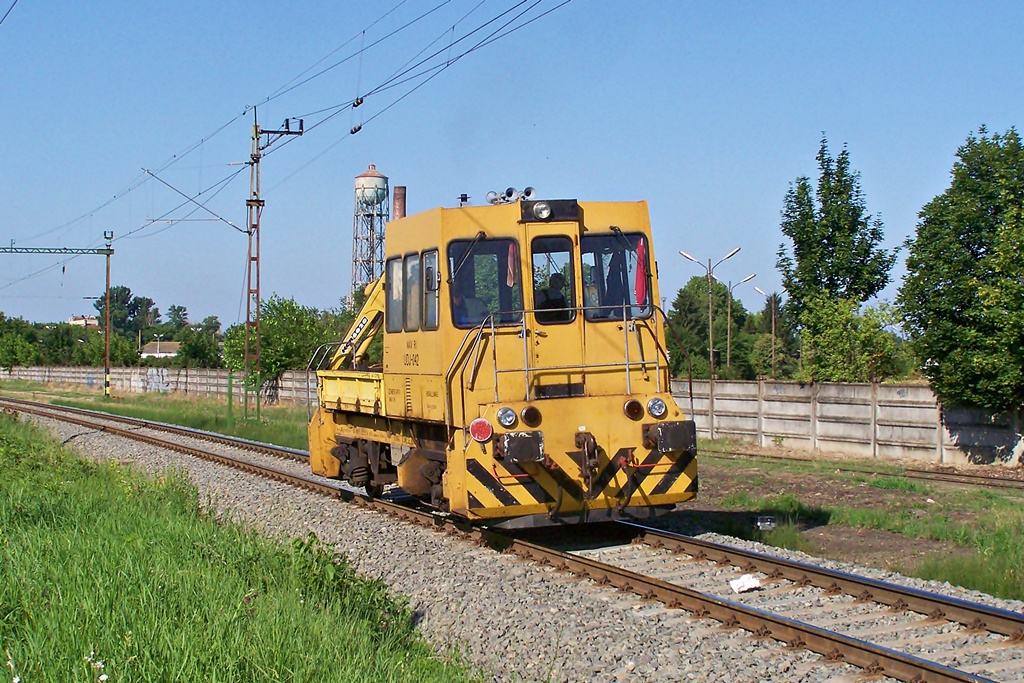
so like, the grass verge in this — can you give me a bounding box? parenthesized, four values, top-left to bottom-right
(0, 412, 475, 682)
(718, 488, 1024, 601)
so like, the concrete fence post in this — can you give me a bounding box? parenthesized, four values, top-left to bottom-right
(810, 383, 819, 451)
(708, 377, 716, 440)
(870, 380, 878, 459)
(936, 400, 945, 463)
(756, 377, 764, 447)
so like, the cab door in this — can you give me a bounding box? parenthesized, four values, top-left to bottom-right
(526, 227, 585, 399)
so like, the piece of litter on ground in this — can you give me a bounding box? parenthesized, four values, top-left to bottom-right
(729, 574, 761, 594)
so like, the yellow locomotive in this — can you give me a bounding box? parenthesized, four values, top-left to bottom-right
(308, 196, 697, 527)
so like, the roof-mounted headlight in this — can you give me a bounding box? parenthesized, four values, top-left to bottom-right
(531, 202, 552, 221)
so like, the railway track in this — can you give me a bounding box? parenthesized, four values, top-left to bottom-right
(703, 449, 1024, 493)
(3, 396, 1022, 683)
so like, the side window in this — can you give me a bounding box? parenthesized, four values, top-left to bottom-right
(531, 236, 575, 324)
(447, 239, 523, 328)
(422, 250, 439, 330)
(580, 232, 652, 321)
(385, 257, 404, 333)
(403, 254, 421, 332)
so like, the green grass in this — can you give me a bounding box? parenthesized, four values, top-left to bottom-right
(718, 487, 1024, 601)
(0, 413, 475, 682)
(866, 475, 930, 493)
(0, 380, 311, 450)
(56, 393, 311, 451)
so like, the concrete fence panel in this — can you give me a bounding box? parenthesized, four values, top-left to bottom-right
(5, 367, 1023, 467)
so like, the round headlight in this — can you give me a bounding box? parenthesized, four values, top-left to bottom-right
(496, 407, 517, 428)
(468, 418, 493, 442)
(647, 397, 668, 418)
(521, 405, 542, 427)
(532, 202, 552, 220)
(623, 399, 644, 420)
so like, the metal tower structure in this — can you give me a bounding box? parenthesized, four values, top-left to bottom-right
(351, 164, 389, 295)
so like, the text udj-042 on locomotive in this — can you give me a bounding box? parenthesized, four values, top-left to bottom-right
(308, 196, 697, 527)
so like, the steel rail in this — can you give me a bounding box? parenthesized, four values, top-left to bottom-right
(1, 399, 1002, 682)
(619, 522, 1024, 640)
(497, 537, 995, 683)
(0, 396, 308, 461)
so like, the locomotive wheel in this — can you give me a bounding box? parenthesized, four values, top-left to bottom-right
(365, 481, 385, 498)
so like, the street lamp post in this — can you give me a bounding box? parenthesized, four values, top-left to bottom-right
(717, 273, 755, 369)
(154, 333, 164, 356)
(679, 247, 741, 378)
(754, 286, 776, 378)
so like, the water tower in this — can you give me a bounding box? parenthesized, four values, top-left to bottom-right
(351, 164, 390, 295)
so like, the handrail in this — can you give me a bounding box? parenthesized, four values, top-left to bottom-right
(443, 304, 686, 439)
(305, 341, 345, 420)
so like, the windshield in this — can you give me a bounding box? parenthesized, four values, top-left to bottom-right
(580, 231, 652, 321)
(447, 238, 523, 328)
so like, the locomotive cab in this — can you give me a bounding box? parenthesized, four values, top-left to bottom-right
(309, 197, 697, 527)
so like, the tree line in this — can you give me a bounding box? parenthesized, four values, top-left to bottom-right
(666, 126, 1024, 414)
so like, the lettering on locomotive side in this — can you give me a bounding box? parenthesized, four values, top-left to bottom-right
(404, 353, 420, 366)
(406, 339, 417, 349)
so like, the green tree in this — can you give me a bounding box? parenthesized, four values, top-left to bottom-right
(94, 285, 162, 337)
(175, 326, 221, 368)
(0, 332, 40, 370)
(797, 298, 910, 383)
(223, 295, 352, 384)
(666, 276, 758, 379)
(777, 136, 897, 319)
(37, 323, 87, 365)
(199, 315, 221, 336)
(899, 127, 1024, 411)
(70, 329, 139, 367)
(167, 304, 189, 331)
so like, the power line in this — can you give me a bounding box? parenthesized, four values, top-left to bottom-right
(12, 2, 440, 245)
(263, 0, 571, 191)
(0, 0, 18, 28)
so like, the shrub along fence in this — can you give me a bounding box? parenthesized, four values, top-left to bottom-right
(3, 366, 1021, 467)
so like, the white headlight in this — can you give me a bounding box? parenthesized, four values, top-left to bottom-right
(647, 397, 668, 418)
(497, 407, 517, 428)
(532, 202, 552, 220)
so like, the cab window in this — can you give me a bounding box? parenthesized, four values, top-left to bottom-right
(422, 250, 439, 330)
(580, 232, 652, 321)
(447, 238, 523, 328)
(531, 236, 575, 324)
(403, 254, 421, 332)
(385, 257, 404, 333)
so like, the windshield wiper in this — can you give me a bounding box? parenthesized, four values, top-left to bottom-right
(447, 230, 487, 284)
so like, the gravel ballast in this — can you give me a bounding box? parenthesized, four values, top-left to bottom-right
(31, 415, 1024, 682)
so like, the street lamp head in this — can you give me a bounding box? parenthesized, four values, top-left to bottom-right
(754, 286, 767, 297)
(738, 272, 756, 285)
(723, 246, 741, 261)
(678, 250, 699, 264)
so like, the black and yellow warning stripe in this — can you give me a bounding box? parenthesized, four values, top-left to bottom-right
(463, 448, 696, 516)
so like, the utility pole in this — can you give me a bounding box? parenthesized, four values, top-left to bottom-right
(1, 238, 114, 397)
(103, 231, 113, 398)
(244, 107, 303, 420)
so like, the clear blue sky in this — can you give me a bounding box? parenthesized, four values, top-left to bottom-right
(2, 1, 1021, 328)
